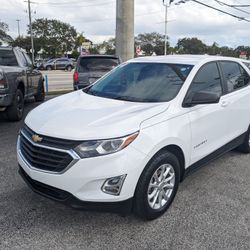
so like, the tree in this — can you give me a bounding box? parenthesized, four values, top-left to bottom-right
(95, 38, 116, 55)
(0, 21, 12, 44)
(29, 18, 77, 57)
(135, 32, 167, 56)
(10, 36, 43, 55)
(176, 37, 207, 54)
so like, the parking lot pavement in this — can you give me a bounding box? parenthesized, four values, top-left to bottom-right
(42, 70, 74, 92)
(0, 97, 249, 250)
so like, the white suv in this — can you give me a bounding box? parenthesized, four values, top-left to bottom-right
(17, 55, 250, 220)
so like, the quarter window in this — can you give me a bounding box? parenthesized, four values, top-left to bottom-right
(187, 62, 222, 98)
(220, 61, 250, 93)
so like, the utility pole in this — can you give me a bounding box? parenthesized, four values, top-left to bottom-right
(164, 2, 168, 55)
(116, 0, 134, 62)
(16, 19, 20, 37)
(27, 0, 35, 64)
(163, 0, 174, 55)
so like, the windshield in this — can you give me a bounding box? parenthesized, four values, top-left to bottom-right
(78, 57, 119, 73)
(86, 62, 193, 102)
(0, 50, 18, 66)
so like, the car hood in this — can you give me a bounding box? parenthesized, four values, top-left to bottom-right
(25, 91, 170, 140)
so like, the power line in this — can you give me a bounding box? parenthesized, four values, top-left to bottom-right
(179, 0, 250, 22)
(214, 0, 250, 15)
(30, 0, 115, 7)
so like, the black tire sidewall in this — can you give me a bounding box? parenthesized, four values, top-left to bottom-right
(67, 65, 72, 71)
(134, 151, 180, 220)
(7, 89, 24, 121)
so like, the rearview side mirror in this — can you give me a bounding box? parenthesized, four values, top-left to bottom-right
(183, 91, 221, 107)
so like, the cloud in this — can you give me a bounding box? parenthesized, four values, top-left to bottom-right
(1, 0, 250, 47)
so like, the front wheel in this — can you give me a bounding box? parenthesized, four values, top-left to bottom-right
(134, 151, 180, 220)
(66, 65, 72, 71)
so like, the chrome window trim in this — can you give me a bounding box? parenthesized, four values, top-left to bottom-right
(17, 130, 80, 175)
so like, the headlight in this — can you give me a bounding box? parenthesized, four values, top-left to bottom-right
(74, 132, 139, 158)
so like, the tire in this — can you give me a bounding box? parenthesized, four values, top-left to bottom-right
(66, 65, 72, 71)
(134, 151, 180, 220)
(237, 127, 250, 153)
(34, 79, 45, 102)
(46, 66, 52, 71)
(6, 88, 24, 121)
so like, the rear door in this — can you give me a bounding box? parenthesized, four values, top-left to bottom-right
(218, 61, 250, 138)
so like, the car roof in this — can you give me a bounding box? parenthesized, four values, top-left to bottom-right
(129, 55, 244, 66)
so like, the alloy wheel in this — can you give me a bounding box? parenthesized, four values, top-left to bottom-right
(147, 164, 175, 210)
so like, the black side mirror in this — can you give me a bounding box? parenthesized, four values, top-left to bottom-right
(184, 91, 221, 107)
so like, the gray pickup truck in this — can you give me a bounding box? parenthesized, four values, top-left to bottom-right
(0, 47, 44, 121)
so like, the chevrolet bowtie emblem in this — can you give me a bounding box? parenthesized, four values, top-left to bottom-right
(32, 134, 43, 143)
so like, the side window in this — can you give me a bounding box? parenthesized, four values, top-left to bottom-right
(15, 50, 27, 67)
(23, 52, 32, 66)
(188, 62, 222, 97)
(220, 61, 250, 93)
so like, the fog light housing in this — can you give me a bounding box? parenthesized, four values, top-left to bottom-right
(102, 175, 127, 196)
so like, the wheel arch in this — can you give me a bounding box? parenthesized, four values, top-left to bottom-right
(144, 144, 186, 182)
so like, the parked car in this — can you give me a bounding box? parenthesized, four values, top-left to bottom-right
(73, 55, 120, 90)
(0, 47, 44, 121)
(43, 58, 74, 71)
(17, 55, 250, 219)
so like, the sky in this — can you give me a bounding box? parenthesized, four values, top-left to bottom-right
(1, 0, 250, 48)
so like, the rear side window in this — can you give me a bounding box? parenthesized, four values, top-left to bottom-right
(220, 61, 250, 93)
(188, 62, 222, 96)
(0, 50, 18, 66)
(78, 57, 119, 73)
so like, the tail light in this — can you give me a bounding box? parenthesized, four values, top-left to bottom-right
(0, 71, 7, 89)
(73, 71, 79, 83)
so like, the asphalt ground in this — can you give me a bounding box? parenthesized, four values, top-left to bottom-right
(0, 97, 249, 250)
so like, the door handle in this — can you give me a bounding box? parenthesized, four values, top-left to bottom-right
(221, 100, 230, 107)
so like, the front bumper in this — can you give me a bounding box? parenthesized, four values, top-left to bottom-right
(17, 136, 148, 204)
(0, 93, 13, 108)
(19, 166, 133, 213)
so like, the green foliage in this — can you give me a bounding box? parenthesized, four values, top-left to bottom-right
(135, 32, 168, 55)
(95, 38, 116, 55)
(177, 37, 207, 54)
(0, 21, 12, 43)
(29, 18, 77, 57)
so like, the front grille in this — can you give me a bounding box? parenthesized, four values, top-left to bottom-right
(23, 125, 81, 150)
(19, 132, 74, 173)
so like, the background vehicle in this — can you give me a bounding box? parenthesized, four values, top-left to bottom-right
(0, 46, 44, 121)
(43, 58, 74, 71)
(17, 55, 250, 220)
(73, 55, 120, 90)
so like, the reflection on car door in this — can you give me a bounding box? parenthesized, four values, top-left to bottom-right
(185, 62, 230, 165)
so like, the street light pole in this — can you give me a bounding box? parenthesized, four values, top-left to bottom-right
(163, 0, 174, 55)
(164, 2, 168, 55)
(27, 0, 35, 65)
(16, 19, 20, 37)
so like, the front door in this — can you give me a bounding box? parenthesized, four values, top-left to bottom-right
(185, 62, 230, 165)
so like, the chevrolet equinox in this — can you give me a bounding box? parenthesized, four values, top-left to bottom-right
(17, 55, 250, 220)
